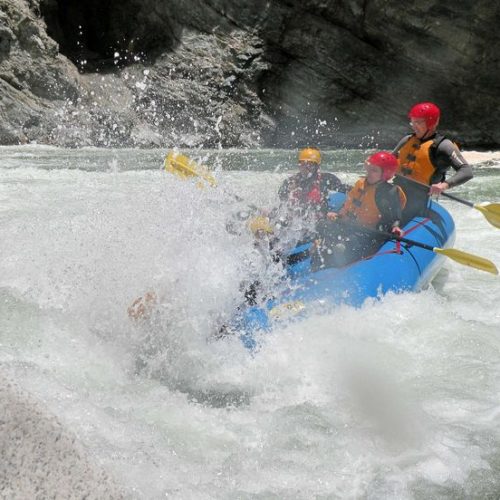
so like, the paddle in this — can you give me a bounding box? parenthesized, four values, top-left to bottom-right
(391, 233, 497, 274)
(165, 151, 217, 187)
(347, 223, 498, 275)
(129, 152, 267, 321)
(440, 192, 500, 229)
(165, 151, 253, 205)
(395, 174, 500, 229)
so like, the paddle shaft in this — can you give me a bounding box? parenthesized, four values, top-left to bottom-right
(395, 174, 472, 206)
(368, 227, 436, 252)
(440, 191, 474, 208)
(224, 190, 259, 211)
(395, 174, 500, 230)
(336, 218, 498, 275)
(220, 189, 243, 203)
(165, 152, 259, 209)
(338, 219, 437, 252)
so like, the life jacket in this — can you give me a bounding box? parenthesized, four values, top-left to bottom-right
(397, 134, 450, 185)
(290, 173, 322, 205)
(340, 178, 406, 228)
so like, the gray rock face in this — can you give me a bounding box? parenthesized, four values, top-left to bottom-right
(1, 0, 499, 148)
(0, 371, 124, 499)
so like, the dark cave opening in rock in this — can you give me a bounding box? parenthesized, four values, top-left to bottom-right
(40, 0, 178, 72)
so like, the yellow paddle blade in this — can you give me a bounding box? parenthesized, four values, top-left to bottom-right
(433, 247, 498, 275)
(474, 203, 500, 229)
(164, 152, 217, 187)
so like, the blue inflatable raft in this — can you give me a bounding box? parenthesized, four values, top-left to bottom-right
(228, 196, 456, 350)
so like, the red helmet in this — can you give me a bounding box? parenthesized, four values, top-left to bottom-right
(408, 102, 441, 128)
(366, 151, 398, 181)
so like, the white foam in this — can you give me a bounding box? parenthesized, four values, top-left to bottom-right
(1, 148, 500, 498)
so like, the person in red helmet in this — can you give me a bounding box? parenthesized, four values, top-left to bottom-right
(313, 152, 406, 269)
(393, 102, 473, 222)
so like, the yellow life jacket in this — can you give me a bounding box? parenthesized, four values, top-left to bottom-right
(340, 178, 406, 228)
(397, 135, 436, 185)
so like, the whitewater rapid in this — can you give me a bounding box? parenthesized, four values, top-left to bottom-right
(1, 146, 500, 498)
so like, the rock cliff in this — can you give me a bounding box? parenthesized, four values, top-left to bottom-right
(1, 0, 499, 148)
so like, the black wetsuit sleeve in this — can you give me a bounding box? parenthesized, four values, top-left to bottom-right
(392, 135, 413, 157)
(375, 183, 403, 230)
(278, 177, 292, 201)
(431, 139, 473, 188)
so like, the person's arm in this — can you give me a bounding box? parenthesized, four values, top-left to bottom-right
(318, 173, 349, 215)
(433, 139, 473, 189)
(375, 184, 404, 231)
(429, 139, 473, 195)
(392, 135, 413, 157)
(338, 187, 355, 218)
(278, 177, 292, 201)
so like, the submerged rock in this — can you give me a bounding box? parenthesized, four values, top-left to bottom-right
(0, 371, 124, 499)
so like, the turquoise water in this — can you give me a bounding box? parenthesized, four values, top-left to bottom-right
(0, 145, 366, 172)
(1, 145, 500, 498)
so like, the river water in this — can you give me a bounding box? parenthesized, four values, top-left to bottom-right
(1, 145, 500, 498)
